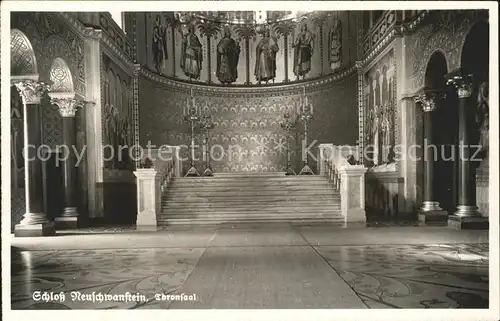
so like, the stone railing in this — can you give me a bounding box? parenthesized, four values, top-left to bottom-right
(133, 146, 182, 229)
(318, 144, 367, 222)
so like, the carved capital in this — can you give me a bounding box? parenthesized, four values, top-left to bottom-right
(12, 80, 50, 105)
(446, 73, 473, 98)
(83, 27, 103, 39)
(49, 93, 83, 117)
(413, 91, 447, 112)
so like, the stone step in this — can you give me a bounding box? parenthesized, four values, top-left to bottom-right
(162, 200, 340, 207)
(163, 194, 340, 202)
(170, 180, 334, 187)
(161, 204, 341, 214)
(173, 176, 329, 183)
(157, 217, 345, 226)
(166, 186, 336, 193)
(214, 172, 288, 177)
(166, 188, 337, 196)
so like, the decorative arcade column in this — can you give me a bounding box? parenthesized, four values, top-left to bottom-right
(446, 71, 488, 229)
(413, 92, 448, 223)
(49, 93, 82, 229)
(13, 79, 56, 237)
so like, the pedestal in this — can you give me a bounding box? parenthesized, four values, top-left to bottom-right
(338, 165, 368, 222)
(418, 204, 448, 223)
(448, 212, 489, 230)
(134, 169, 161, 230)
(14, 221, 56, 237)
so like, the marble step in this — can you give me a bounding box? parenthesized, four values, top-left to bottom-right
(164, 186, 334, 195)
(173, 176, 329, 183)
(163, 195, 340, 202)
(161, 206, 342, 214)
(166, 188, 337, 196)
(162, 199, 340, 207)
(213, 172, 288, 176)
(157, 217, 345, 226)
(169, 182, 335, 189)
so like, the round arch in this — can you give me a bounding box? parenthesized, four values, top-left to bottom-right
(461, 21, 489, 83)
(11, 29, 38, 77)
(424, 51, 448, 90)
(49, 58, 74, 93)
(423, 50, 457, 214)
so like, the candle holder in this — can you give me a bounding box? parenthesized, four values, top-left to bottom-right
(200, 113, 215, 176)
(184, 106, 200, 177)
(299, 104, 314, 175)
(280, 112, 297, 175)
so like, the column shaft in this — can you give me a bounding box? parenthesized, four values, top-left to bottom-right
(24, 102, 45, 216)
(423, 111, 434, 203)
(62, 116, 78, 215)
(13, 79, 55, 237)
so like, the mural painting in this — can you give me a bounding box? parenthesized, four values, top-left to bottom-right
(292, 24, 315, 80)
(216, 25, 241, 84)
(363, 48, 396, 168)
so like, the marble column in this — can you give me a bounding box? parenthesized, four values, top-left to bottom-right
(446, 71, 488, 229)
(13, 79, 56, 237)
(413, 92, 448, 223)
(49, 93, 82, 229)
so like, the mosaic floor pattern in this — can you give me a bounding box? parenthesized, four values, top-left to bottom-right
(10, 225, 489, 309)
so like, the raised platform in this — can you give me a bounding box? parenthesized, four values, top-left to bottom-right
(160, 173, 342, 226)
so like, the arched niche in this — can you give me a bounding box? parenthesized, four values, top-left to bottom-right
(49, 57, 74, 93)
(11, 29, 38, 77)
(423, 51, 457, 213)
(461, 21, 489, 84)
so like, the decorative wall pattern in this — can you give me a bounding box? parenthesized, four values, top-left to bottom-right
(408, 10, 488, 91)
(139, 74, 358, 173)
(12, 13, 85, 96)
(12, 13, 86, 148)
(130, 11, 358, 86)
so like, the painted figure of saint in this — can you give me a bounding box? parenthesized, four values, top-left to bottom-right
(181, 24, 203, 80)
(329, 19, 342, 71)
(476, 81, 489, 153)
(292, 24, 314, 80)
(216, 26, 241, 84)
(152, 15, 168, 73)
(254, 29, 279, 84)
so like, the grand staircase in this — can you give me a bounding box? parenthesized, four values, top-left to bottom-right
(158, 172, 344, 226)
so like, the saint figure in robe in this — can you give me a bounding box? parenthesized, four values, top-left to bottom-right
(181, 24, 203, 80)
(254, 29, 279, 84)
(216, 26, 240, 84)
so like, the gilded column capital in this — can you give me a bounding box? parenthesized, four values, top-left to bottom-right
(12, 80, 50, 105)
(49, 92, 83, 117)
(413, 91, 447, 112)
(446, 73, 474, 98)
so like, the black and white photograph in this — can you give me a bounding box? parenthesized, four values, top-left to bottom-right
(1, 1, 498, 321)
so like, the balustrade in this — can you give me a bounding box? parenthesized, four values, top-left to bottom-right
(318, 144, 367, 222)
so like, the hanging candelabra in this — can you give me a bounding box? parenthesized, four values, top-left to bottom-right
(200, 112, 215, 176)
(183, 88, 200, 177)
(280, 112, 298, 175)
(298, 86, 314, 175)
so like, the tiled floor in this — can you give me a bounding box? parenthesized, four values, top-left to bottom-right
(10, 223, 489, 309)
